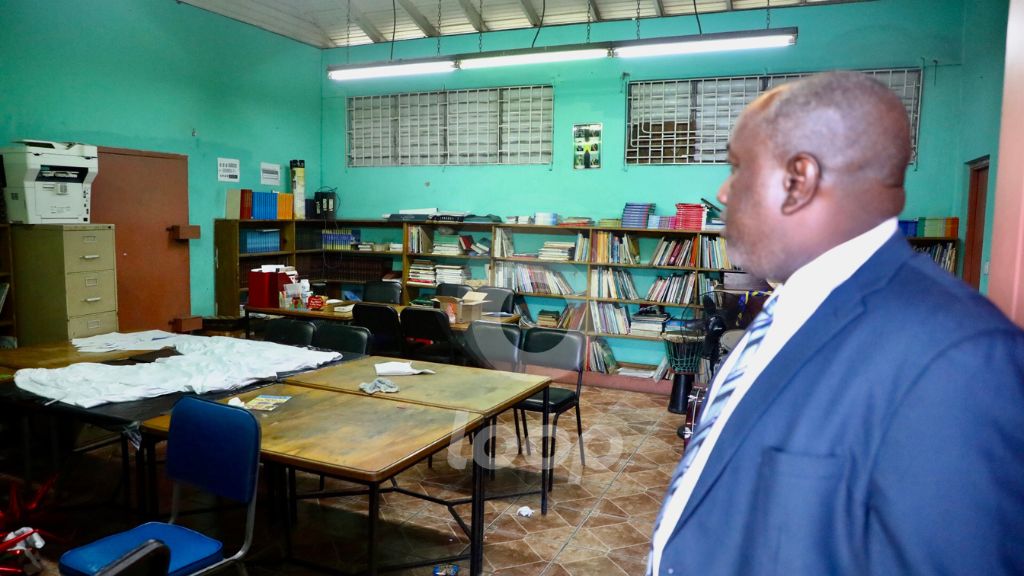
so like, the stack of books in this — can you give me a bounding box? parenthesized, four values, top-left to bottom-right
(900, 217, 959, 237)
(560, 216, 593, 227)
(538, 240, 576, 261)
(435, 264, 469, 285)
(597, 218, 622, 228)
(537, 309, 562, 328)
(387, 242, 403, 252)
(407, 260, 436, 287)
(622, 203, 655, 228)
(675, 203, 706, 230)
(535, 212, 559, 226)
(469, 237, 491, 256)
(630, 311, 669, 337)
(432, 234, 465, 256)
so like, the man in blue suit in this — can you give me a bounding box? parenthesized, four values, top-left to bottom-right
(649, 71, 1024, 575)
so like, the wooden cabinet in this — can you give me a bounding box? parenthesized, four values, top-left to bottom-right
(12, 224, 119, 345)
(0, 225, 16, 346)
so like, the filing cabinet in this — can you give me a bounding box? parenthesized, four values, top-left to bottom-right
(12, 224, 119, 345)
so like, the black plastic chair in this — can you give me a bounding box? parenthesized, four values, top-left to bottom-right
(435, 283, 472, 298)
(515, 328, 586, 490)
(400, 307, 463, 364)
(363, 280, 402, 304)
(352, 303, 403, 356)
(96, 539, 169, 576)
(311, 323, 371, 355)
(476, 286, 516, 314)
(263, 318, 315, 347)
(464, 320, 521, 370)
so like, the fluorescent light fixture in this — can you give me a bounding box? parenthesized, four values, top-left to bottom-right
(328, 59, 455, 81)
(614, 28, 797, 58)
(459, 48, 610, 70)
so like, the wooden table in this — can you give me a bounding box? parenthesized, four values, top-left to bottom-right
(244, 304, 519, 337)
(284, 355, 548, 416)
(143, 384, 488, 575)
(0, 341, 150, 370)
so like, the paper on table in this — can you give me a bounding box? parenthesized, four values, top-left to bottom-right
(333, 304, 354, 314)
(374, 362, 436, 376)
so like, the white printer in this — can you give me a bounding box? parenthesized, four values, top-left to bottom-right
(0, 140, 97, 223)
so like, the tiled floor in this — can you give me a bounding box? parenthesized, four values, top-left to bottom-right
(26, 383, 687, 575)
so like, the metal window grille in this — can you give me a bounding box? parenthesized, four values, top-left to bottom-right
(627, 68, 923, 165)
(348, 85, 552, 166)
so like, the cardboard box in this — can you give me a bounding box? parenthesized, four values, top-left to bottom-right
(432, 291, 489, 323)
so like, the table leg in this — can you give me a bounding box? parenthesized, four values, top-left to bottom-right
(541, 385, 550, 514)
(471, 431, 485, 576)
(120, 435, 131, 508)
(245, 308, 252, 339)
(145, 437, 158, 518)
(21, 414, 32, 489)
(368, 483, 380, 575)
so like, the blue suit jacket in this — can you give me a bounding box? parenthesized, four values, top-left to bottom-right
(657, 233, 1024, 575)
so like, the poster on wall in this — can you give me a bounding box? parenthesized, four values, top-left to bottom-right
(573, 123, 602, 170)
(218, 158, 240, 182)
(260, 162, 281, 186)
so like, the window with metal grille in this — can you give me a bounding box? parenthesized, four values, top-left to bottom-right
(627, 68, 923, 165)
(348, 85, 553, 166)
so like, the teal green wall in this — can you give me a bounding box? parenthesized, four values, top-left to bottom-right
(957, 0, 1009, 292)
(0, 0, 322, 316)
(322, 0, 970, 224)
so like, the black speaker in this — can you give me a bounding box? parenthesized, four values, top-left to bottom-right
(313, 191, 337, 219)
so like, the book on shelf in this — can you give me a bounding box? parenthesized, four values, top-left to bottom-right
(493, 228, 515, 258)
(646, 273, 696, 304)
(589, 267, 640, 300)
(409, 226, 435, 255)
(588, 338, 619, 374)
(494, 262, 577, 295)
(588, 301, 630, 335)
(592, 231, 640, 264)
(470, 237, 492, 256)
(407, 259, 436, 286)
(629, 310, 668, 337)
(538, 240, 576, 261)
(0, 282, 8, 315)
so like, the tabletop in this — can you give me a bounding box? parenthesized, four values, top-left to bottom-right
(142, 383, 483, 483)
(284, 355, 549, 416)
(0, 342, 150, 370)
(245, 304, 519, 332)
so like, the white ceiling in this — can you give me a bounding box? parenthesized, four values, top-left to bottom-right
(178, 0, 864, 48)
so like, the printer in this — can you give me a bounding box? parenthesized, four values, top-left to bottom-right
(0, 140, 97, 223)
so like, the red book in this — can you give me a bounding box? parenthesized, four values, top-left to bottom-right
(241, 189, 253, 220)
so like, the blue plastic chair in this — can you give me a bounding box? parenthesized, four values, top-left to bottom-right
(59, 397, 261, 576)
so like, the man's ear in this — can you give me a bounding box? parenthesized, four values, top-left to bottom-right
(781, 152, 821, 215)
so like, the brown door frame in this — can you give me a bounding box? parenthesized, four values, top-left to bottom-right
(964, 156, 990, 289)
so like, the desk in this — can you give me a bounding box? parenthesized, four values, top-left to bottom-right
(244, 304, 519, 338)
(0, 341, 149, 370)
(285, 355, 547, 417)
(142, 383, 489, 575)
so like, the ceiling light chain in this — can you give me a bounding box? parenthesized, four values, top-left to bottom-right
(345, 0, 351, 61)
(478, 0, 484, 53)
(692, 0, 703, 35)
(586, 1, 592, 44)
(436, 0, 443, 55)
(766, 0, 772, 29)
(635, 0, 641, 40)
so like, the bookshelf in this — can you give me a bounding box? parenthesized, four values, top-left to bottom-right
(908, 236, 959, 276)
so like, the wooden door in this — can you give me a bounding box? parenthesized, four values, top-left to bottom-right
(964, 159, 989, 289)
(91, 148, 193, 332)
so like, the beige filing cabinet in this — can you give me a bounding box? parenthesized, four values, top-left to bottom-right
(12, 224, 119, 345)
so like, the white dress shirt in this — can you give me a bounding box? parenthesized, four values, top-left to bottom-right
(650, 218, 897, 575)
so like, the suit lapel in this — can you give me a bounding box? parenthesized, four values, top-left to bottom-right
(675, 233, 913, 529)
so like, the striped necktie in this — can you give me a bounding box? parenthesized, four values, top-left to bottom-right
(646, 297, 776, 575)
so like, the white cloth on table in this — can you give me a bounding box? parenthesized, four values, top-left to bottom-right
(14, 336, 340, 408)
(71, 330, 187, 353)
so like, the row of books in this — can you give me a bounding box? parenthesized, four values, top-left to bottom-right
(899, 217, 960, 238)
(493, 228, 516, 258)
(227, 189, 294, 220)
(322, 228, 362, 251)
(589, 301, 630, 335)
(589, 267, 640, 300)
(913, 242, 957, 274)
(239, 229, 281, 254)
(538, 240, 577, 261)
(650, 237, 697, 267)
(588, 339, 619, 374)
(493, 262, 576, 295)
(591, 232, 641, 264)
(699, 236, 733, 270)
(646, 273, 697, 304)
(630, 311, 669, 337)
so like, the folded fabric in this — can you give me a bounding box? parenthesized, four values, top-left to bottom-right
(374, 361, 435, 376)
(359, 377, 400, 395)
(72, 330, 187, 353)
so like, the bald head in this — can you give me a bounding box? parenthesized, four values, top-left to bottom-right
(718, 72, 913, 282)
(751, 71, 911, 218)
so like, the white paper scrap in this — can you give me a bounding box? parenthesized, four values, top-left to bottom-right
(374, 362, 436, 376)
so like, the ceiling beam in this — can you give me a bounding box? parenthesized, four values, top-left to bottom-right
(456, 0, 490, 32)
(652, 0, 665, 17)
(517, 0, 541, 27)
(588, 0, 603, 22)
(397, 0, 439, 37)
(349, 3, 386, 43)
